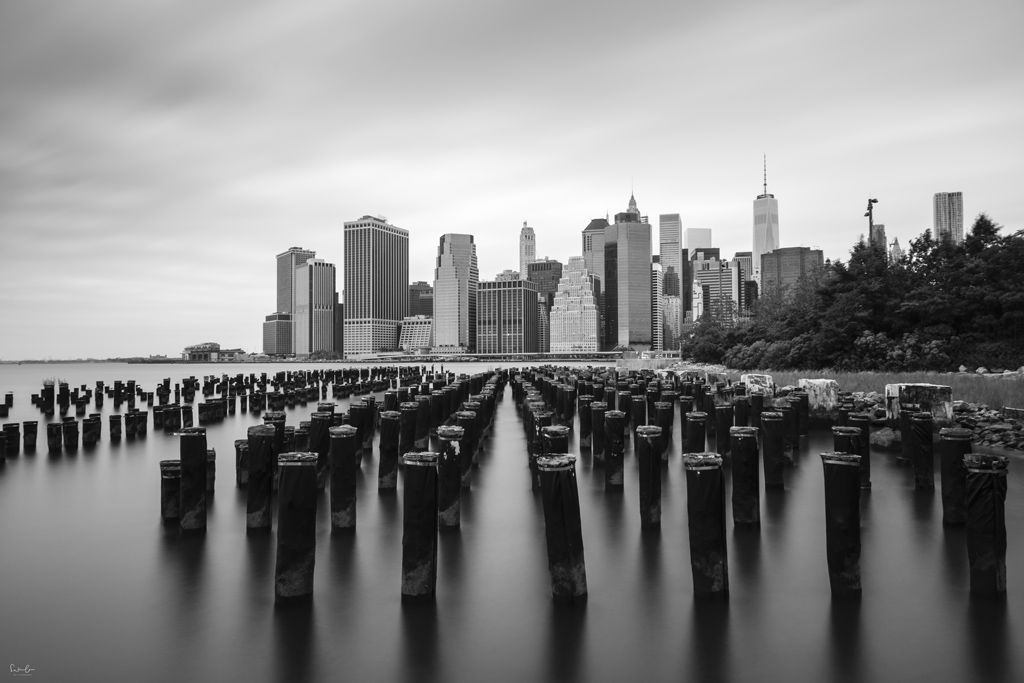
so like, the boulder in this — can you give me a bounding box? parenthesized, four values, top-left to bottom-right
(870, 427, 900, 451)
(740, 373, 774, 396)
(798, 378, 840, 416)
(884, 383, 953, 424)
(976, 367, 989, 374)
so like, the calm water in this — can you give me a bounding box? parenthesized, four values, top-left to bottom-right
(0, 362, 1020, 682)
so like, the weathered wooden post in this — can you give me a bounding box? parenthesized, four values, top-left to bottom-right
(62, 419, 79, 451)
(685, 411, 707, 455)
(635, 425, 663, 529)
(329, 426, 359, 531)
(578, 395, 593, 448)
(399, 401, 419, 456)
(309, 411, 332, 491)
(436, 425, 464, 528)
(179, 427, 208, 534)
(47, 422, 63, 453)
(590, 401, 607, 463)
(911, 412, 935, 491)
(159, 460, 181, 525)
(714, 404, 733, 457)
(401, 452, 440, 602)
(537, 455, 588, 603)
(761, 411, 785, 490)
(820, 452, 862, 597)
(378, 410, 401, 491)
(731, 426, 760, 526)
(275, 452, 318, 603)
(246, 424, 276, 534)
(234, 439, 249, 488)
(964, 454, 1008, 596)
(939, 427, 972, 525)
(847, 413, 873, 489)
(604, 410, 626, 490)
(684, 453, 728, 597)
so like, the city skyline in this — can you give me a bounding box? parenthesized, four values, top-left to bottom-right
(1, 1, 1022, 359)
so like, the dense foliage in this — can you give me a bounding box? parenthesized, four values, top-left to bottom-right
(681, 214, 1024, 371)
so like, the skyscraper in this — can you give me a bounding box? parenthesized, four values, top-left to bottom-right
(409, 281, 434, 318)
(933, 191, 964, 244)
(760, 246, 824, 296)
(433, 234, 478, 353)
(550, 256, 599, 353)
(752, 158, 780, 285)
(476, 278, 538, 354)
(693, 259, 740, 323)
(293, 259, 336, 357)
(277, 246, 316, 314)
(731, 251, 754, 315)
(682, 228, 712, 322)
(659, 214, 682, 296)
(519, 222, 536, 280)
(343, 215, 409, 356)
(651, 259, 664, 351)
(263, 313, 292, 356)
(603, 194, 652, 350)
(582, 218, 609, 348)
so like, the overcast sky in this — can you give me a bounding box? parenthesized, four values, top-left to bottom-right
(1, 0, 1022, 359)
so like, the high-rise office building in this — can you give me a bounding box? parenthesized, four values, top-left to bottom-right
(343, 215, 409, 356)
(603, 195, 652, 350)
(582, 218, 609, 348)
(659, 214, 682, 296)
(409, 281, 434, 318)
(752, 159, 780, 285)
(293, 259, 336, 357)
(527, 258, 563, 308)
(476, 278, 538, 354)
(760, 246, 824, 296)
(933, 191, 964, 244)
(536, 294, 550, 353)
(732, 251, 754, 315)
(399, 316, 433, 353)
(432, 234, 478, 353)
(651, 259, 664, 351)
(277, 246, 316, 314)
(263, 313, 292, 356)
(550, 256, 600, 353)
(693, 259, 741, 323)
(333, 295, 344, 356)
(681, 228, 713, 322)
(519, 222, 536, 281)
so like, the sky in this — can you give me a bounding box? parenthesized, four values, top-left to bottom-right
(1, 0, 1022, 360)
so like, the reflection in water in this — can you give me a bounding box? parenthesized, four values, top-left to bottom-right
(910, 488, 936, 547)
(274, 601, 316, 683)
(400, 602, 440, 683)
(688, 597, 730, 681)
(544, 602, 587, 683)
(732, 525, 762, 584)
(638, 530, 664, 623)
(941, 525, 967, 588)
(968, 598, 1011, 683)
(829, 596, 862, 681)
(439, 529, 465, 586)
(159, 529, 207, 636)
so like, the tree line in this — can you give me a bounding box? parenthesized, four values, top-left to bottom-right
(681, 214, 1024, 371)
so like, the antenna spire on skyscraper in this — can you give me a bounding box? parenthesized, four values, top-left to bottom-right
(763, 154, 767, 196)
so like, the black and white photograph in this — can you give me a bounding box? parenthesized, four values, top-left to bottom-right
(1, 1, 1022, 681)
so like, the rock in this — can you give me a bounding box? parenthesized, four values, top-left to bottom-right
(884, 383, 954, 424)
(986, 423, 1014, 433)
(798, 379, 840, 416)
(870, 427, 900, 451)
(958, 365, 968, 373)
(976, 367, 989, 374)
(741, 374, 775, 396)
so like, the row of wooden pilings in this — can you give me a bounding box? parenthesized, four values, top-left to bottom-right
(157, 369, 508, 603)
(509, 365, 1008, 601)
(1, 366, 446, 457)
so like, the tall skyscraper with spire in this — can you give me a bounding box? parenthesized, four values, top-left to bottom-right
(752, 156, 780, 285)
(519, 222, 536, 280)
(603, 193, 652, 350)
